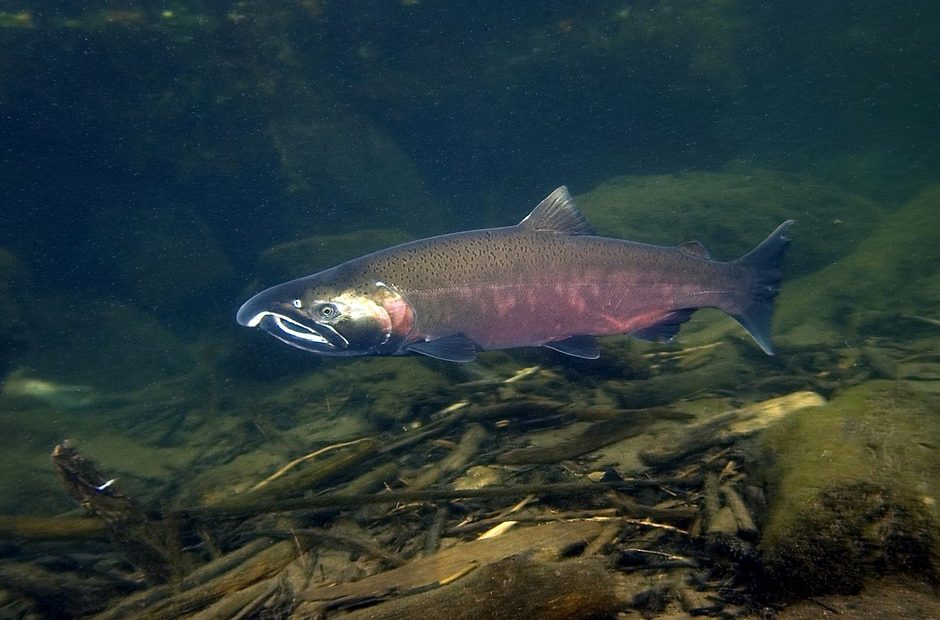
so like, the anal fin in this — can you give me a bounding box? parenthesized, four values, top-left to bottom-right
(631, 309, 696, 342)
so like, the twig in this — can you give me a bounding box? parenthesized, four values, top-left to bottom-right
(280, 528, 403, 566)
(250, 438, 374, 492)
(621, 518, 690, 535)
(622, 548, 697, 566)
(446, 510, 619, 536)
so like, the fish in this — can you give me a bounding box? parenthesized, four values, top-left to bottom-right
(237, 186, 793, 362)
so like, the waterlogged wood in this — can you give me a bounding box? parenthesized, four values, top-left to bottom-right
(178, 538, 275, 590)
(721, 485, 758, 536)
(89, 539, 274, 619)
(0, 562, 138, 617)
(183, 478, 695, 520)
(605, 494, 698, 525)
(204, 438, 378, 513)
(338, 461, 399, 496)
(497, 408, 691, 465)
(95, 539, 300, 620)
(463, 398, 567, 421)
(52, 441, 182, 584)
(726, 391, 826, 436)
(328, 556, 625, 620)
(605, 351, 741, 409)
(188, 576, 280, 620)
(0, 514, 108, 540)
(297, 520, 605, 606)
(640, 392, 825, 466)
(444, 510, 619, 536)
(411, 423, 487, 489)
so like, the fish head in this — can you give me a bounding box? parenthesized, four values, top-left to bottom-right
(236, 271, 414, 356)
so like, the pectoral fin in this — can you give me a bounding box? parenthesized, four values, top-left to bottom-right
(405, 333, 477, 362)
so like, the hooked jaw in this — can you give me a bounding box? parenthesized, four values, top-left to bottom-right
(236, 289, 343, 354)
(247, 312, 336, 348)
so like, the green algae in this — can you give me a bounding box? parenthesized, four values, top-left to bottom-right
(257, 229, 412, 286)
(758, 380, 939, 542)
(776, 185, 940, 346)
(576, 168, 882, 277)
(20, 297, 195, 391)
(754, 380, 940, 596)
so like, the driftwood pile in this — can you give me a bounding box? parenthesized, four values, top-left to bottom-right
(0, 354, 831, 619)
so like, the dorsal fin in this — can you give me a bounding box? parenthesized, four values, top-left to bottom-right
(678, 240, 710, 259)
(518, 186, 596, 235)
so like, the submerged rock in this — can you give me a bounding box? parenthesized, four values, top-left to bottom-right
(776, 184, 940, 345)
(256, 229, 412, 286)
(576, 168, 883, 277)
(93, 204, 236, 316)
(21, 297, 194, 392)
(270, 115, 445, 236)
(752, 380, 940, 599)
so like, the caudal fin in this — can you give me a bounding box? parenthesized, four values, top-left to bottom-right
(730, 220, 795, 355)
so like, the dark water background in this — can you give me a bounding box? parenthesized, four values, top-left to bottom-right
(0, 3, 939, 614)
(2, 1, 937, 308)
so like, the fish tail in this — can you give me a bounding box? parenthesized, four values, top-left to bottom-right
(728, 220, 795, 355)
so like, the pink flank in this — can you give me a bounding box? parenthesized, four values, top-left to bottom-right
(408, 272, 707, 351)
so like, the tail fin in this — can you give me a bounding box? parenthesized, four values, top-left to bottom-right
(730, 220, 795, 355)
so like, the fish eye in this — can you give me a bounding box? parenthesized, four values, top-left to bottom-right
(292, 299, 303, 309)
(318, 303, 338, 319)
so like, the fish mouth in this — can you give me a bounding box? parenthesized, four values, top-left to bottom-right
(243, 311, 341, 353)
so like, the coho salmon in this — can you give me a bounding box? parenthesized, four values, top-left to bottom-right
(237, 187, 793, 362)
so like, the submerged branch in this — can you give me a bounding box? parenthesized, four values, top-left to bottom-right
(178, 477, 699, 521)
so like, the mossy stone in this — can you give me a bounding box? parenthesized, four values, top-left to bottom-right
(255, 229, 412, 286)
(576, 168, 882, 277)
(753, 380, 940, 598)
(776, 185, 940, 345)
(22, 297, 195, 391)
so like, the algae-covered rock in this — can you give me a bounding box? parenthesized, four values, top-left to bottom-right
(94, 205, 236, 315)
(289, 356, 454, 426)
(576, 168, 882, 277)
(22, 297, 194, 392)
(776, 185, 940, 346)
(270, 115, 446, 236)
(256, 229, 412, 286)
(753, 380, 940, 598)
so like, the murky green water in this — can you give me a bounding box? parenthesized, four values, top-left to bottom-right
(1, 2, 937, 617)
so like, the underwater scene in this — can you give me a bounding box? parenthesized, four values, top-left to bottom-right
(1, 1, 938, 618)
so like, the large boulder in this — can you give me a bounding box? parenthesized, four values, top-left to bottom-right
(576, 168, 884, 277)
(20, 297, 194, 392)
(776, 184, 940, 346)
(752, 380, 939, 598)
(270, 113, 446, 237)
(254, 228, 412, 287)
